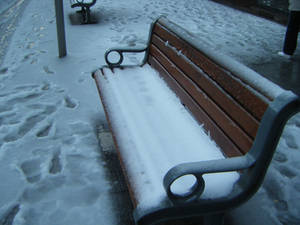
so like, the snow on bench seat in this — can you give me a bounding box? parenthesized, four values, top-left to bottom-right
(98, 65, 239, 210)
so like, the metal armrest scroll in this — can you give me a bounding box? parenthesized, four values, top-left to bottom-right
(105, 46, 148, 67)
(163, 155, 255, 204)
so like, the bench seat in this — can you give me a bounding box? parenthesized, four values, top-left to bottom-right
(95, 65, 240, 209)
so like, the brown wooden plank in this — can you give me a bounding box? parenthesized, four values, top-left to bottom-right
(150, 34, 260, 139)
(151, 33, 260, 140)
(149, 45, 253, 154)
(148, 55, 243, 157)
(152, 23, 269, 121)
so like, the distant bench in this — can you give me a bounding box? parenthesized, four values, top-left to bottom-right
(92, 17, 300, 225)
(70, 0, 97, 24)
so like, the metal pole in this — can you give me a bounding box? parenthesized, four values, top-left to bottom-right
(54, 0, 67, 57)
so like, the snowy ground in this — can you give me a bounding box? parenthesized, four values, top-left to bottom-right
(0, 0, 299, 224)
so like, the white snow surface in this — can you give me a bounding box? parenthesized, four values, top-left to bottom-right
(97, 65, 239, 209)
(0, 0, 299, 224)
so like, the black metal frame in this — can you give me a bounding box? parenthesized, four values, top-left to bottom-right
(99, 17, 300, 225)
(104, 17, 161, 68)
(70, 0, 97, 24)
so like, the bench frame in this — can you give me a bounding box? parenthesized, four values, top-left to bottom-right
(70, 0, 97, 24)
(93, 17, 300, 225)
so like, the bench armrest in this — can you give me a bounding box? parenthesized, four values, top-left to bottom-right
(104, 46, 148, 67)
(163, 155, 255, 203)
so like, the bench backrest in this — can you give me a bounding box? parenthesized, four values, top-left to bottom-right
(146, 18, 272, 158)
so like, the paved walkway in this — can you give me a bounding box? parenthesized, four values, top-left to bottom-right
(214, 0, 300, 96)
(251, 55, 300, 96)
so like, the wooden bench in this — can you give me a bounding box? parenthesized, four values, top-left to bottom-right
(92, 17, 300, 225)
(70, 0, 97, 24)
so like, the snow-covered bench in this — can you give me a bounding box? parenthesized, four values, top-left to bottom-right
(70, 0, 96, 24)
(92, 17, 300, 225)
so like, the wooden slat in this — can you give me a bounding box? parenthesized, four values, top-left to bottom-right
(151, 33, 261, 140)
(148, 56, 243, 157)
(149, 44, 253, 154)
(152, 31, 259, 138)
(153, 23, 269, 121)
(150, 34, 260, 140)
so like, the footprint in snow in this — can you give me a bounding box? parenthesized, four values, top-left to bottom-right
(43, 66, 55, 74)
(278, 165, 297, 179)
(77, 76, 85, 83)
(41, 82, 50, 91)
(119, 34, 138, 46)
(18, 114, 47, 137)
(0, 104, 13, 113)
(64, 96, 78, 109)
(274, 152, 288, 163)
(22, 175, 65, 203)
(3, 133, 19, 143)
(20, 158, 42, 183)
(0, 204, 20, 225)
(36, 122, 53, 138)
(2, 87, 42, 106)
(27, 104, 57, 115)
(0, 82, 66, 143)
(2, 104, 57, 143)
(284, 134, 298, 149)
(22, 53, 35, 62)
(7, 93, 42, 106)
(0, 67, 8, 75)
(14, 84, 40, 91)
(49, 151, 62, 174)
(26, 42, 35, 49)
(274, 200, 288, 211)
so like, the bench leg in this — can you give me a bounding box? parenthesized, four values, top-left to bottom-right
(77, 7, 91, 24)
(75, 7, 87, 24)
(81, 7, 87, 24)
(203, 213, 224, 225)
(87, 8, 91, 23)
